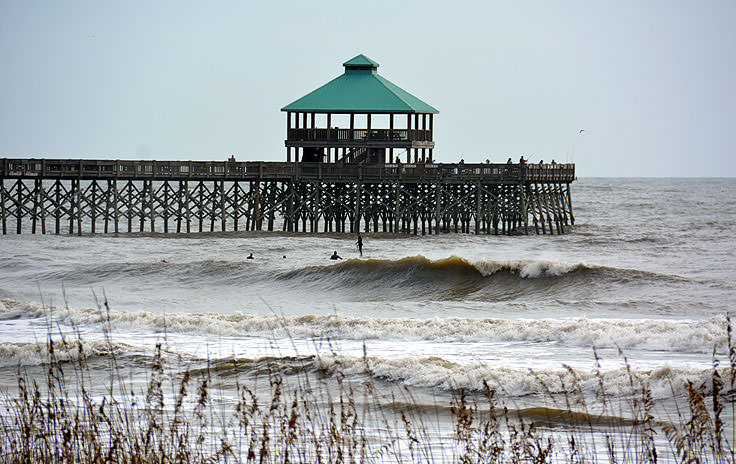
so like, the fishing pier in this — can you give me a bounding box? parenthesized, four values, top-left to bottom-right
(0, 55, 575, 236)
(0, 159, 574, 236)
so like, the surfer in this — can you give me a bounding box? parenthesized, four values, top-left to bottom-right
(330, 251, 342, 260)
(356, 233, 363, 256)
(247, 253, 254, 259)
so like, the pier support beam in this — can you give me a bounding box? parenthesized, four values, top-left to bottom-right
(0, 176, 574, 237)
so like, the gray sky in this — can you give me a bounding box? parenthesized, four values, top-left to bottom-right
(1, 0, 734, 177)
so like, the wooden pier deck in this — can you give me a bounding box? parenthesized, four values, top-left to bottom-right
(1, 158, 575, 236)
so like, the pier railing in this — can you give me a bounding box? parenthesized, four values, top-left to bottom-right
(287, 128, 433, 142)
(1, 159, 575, 183)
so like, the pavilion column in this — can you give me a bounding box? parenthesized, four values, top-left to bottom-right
(429, 114, 434, 162)
(414, 114, 420, 163)
(311, 113, 317, 161)
(406, 114, 412, 163)
(287, 111, 292, 162)
(349, 113, 355, 163)
(327, 113, 337, 163)
(295, 112, 300, 162)
(422, 114, 427, 162)
(389, 114, 394, 163)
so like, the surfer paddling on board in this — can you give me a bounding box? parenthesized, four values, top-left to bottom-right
(330, 251, 342, 260)
(356, 233, 363, 256)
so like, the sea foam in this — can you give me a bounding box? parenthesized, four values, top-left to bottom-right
(0, 297, 726, 353)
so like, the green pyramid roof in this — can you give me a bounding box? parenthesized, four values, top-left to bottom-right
(281, 55, 439, 114)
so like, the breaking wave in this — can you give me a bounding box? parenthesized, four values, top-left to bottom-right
(275, 255, 688, 300)
(21, 255, 691, 302)
(0, 339, 137, 368)
(313, 353, 719, 399)
(0, 298, 726, 353)
(0, 338, 717, 400)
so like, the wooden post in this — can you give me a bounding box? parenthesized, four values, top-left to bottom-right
(198, 182, 204, 232)
(16, 179, 23, 234)
(220, 180, 226, 231)
(521, 184, 529, 235)
(32, 178, 40, 234)
(69, 179, 76, 235)
(148, 180, 155, 233)
(104, 180, 111, 234)
(126, 181, 133, 233)
(163, 181, 170, 233)
(393, 182, 401, 233)
(429, 114, 434, 162)
(176, 180, 183, 233)
(113, 179, 119, 234)
(267, 182, 276, 231)
(253, 182, 261, 231)
(535, 184, 546, 234)
(406, 114, 412, 162)
(184, 180, 191, 233)
(76, 179, 83, 235)
(90, 180, 97, 234)
(233, 181, 239, 231)
(1, 179, 7, 235)
(475, 181, 481, 235)
(389, 114, 394, 162)
(210, 181, 216, 232)
(287, 112, 292, 162)
(313, 181, 320, 233)
(422, 113, 427, 141)
(39, 179, 46, 234)
(287, 181, 295, 231)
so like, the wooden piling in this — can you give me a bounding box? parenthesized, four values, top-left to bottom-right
(1, 159, 575, 237)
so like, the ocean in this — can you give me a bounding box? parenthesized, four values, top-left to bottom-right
(1, 177, 736, 461)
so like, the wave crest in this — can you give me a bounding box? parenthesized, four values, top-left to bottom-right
(0, 340, 133, 368)
(1, 298, 726, 353)
(315, 354, 718, 399)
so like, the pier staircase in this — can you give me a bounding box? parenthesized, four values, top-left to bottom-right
(337, 147, 368, 164)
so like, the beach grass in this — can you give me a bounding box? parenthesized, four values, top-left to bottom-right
(1, 310, 735, 463)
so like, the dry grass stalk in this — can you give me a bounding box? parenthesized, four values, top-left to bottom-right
(3, 314, 736, 463)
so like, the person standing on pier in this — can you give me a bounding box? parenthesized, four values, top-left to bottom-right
(356, 233, 363, 256)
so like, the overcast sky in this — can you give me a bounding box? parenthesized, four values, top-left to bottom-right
(1, 1, 734, 177)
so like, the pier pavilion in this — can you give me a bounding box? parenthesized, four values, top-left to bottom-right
(282, 55, 438, 165)
(0, 55, 576, 236)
